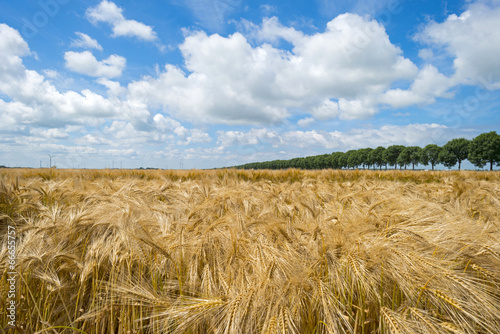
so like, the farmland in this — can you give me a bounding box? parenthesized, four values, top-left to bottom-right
(1, 168, 499, 333)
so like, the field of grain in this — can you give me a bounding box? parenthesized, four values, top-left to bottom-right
(0, 169, 499, 333)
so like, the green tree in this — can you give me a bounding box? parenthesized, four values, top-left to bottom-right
(330, 152, 343, 169)
(468, 131, 500, 171)
(383, 145, 405, 169)
(359, 148, 373, 169)
(438, 150, 457, 169)
(369, 146, 386, 170)
(420, 144, 442, 170)
(346, 150, 360, 169)
(338, 152, 348, 169)
(397, 146, 422, 170)
(442, 138, 470, 170)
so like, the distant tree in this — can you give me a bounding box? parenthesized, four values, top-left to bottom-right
(383, 145, 405, 169)
(369, 146, 386, 170)
(329, 152, 342, 169)
(420, 144, 442, 170)
(468, 131, 500, 171)
(438, 150, 457, 169)
(346, 150, 360, 169)
(359, 148, 373, 169)
(398, 146, 422, 170)
(338, 152, 348, 169)
(442, 138, 470, 170)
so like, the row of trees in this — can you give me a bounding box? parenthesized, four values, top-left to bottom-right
(233, 131, 500, 171)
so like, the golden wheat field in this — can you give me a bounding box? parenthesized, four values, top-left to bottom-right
(0, 168, 499, 333)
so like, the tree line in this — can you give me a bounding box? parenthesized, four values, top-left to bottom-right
(232, 131, 500, 171)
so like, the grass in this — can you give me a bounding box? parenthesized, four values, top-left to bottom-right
(0, 168, 499, 333)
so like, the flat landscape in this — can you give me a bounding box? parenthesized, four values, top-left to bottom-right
(1, 169, 499, 333)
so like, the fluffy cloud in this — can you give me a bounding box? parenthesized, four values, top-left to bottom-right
(0, 24, 30, 76)
(381, 2, 500, 109)
(64, 51, 126, 78)
(380, 65, 454, 108)
(86, 0, 158, 42)
(416, 1, 500, 88)
(70, 32, 103, 50)
(0, 24, 119, 129)
(297, 117, 315, 128)
(153, 114, 212, 145)
(128, 14, 418, 125)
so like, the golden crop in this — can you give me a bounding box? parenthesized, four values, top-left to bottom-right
(0, 168, 499, 333)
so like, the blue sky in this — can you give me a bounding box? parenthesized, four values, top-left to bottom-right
(0, 0, 499, 169)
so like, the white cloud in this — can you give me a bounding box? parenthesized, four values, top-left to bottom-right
(97, 78, 126, 97)
(86, 0, 158, 42)
(153, 114, 212, 145)
(418, 48, 433, 60)
(0, 24, 120, 129)
(70, 32, 103, 50)
(310, 99, 339, 120)
(0, 23, 30, 77)
(64, 51, 126, 78)
(416, 2, 500, 88)
(297, 117, 315, 128)
(253, 16, 305, 44)
(380, 65, 454, 108)
(376, 1, 500, 110)
(128, 14, 418, 125)
(43, 69, 60, 78)
(30, 127, 70, 139)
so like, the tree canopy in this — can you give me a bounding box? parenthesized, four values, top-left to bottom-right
(468, 131, 500, 171)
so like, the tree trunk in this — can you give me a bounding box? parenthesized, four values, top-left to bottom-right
(431, 163, 434, 171)
(458, 161, 461, 171)
(491, 161, 493, 171)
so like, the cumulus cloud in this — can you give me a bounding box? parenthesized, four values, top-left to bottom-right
(380, 65, 455, 108)
(310, 99, 339, 120)
(416, 1, 500, 88)
(97, 78, 126, 97)
(30, 127, 71, 139)
(297, 117, 315, 128)
(153, 114, 212, 145)
(128, 14, 418, 125)
(86, 0, 158, 42)
(0, 23, 30, 76)
(378, 2, 500, 110)
(0, 24, 118, 129)
(70, 32, 103, 50)
(43, 69, 60, 78)
(64, 51, 126, 78)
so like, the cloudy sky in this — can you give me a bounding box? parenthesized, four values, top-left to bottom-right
(0, 0, 499, 169)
